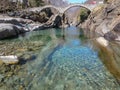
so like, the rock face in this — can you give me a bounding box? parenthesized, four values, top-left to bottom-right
(0, 16, 34, 39)
(82, 0, 120, 42)
(0, 0, 64, 39)
(0, 23, 26, 39)
(0, 13, 62, 39)
(30, 14, 62, 31)
(10, 8, 53, 23)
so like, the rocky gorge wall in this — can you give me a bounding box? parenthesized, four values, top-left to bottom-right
(81, 0, 120, 80)
(82, 0, 120, 43)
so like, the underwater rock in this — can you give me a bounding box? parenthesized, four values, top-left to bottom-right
(0, 55, 19, 64)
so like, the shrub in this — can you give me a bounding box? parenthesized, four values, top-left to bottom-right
(28, 0, 45, 7)
(78, 8, 91, 23)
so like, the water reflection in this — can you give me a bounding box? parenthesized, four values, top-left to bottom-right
(96, 42, 120, 81)
(64, 26, 81, 47)
(82, 28, 120, 81)
(0, 27, 120, 90)
(25, 27, 120, 90)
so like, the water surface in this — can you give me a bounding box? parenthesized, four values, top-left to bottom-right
(0, 26, 120, 90)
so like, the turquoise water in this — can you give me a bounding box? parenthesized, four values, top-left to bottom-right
(1, 26, 120, 90)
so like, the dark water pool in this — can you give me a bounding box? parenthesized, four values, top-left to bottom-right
(0, 26, 120, 90)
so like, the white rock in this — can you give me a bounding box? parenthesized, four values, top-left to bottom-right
(96, 37, 109, 47)
(0, 55, 19, 64)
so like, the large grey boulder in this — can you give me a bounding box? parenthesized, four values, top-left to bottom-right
(0, 23, 26, 39)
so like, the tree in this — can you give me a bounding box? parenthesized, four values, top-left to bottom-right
(78, 8, 91, 23)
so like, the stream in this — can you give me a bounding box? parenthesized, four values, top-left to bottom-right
(0, 26, 120, 90)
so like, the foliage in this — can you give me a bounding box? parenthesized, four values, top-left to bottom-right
(78, 8, 91, 23)
(104, 0, 115, 3)
(28, 0, 45, 7)
(0, 0, 17, 12)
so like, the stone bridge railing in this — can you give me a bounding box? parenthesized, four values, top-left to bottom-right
(24, 3, 97, 14)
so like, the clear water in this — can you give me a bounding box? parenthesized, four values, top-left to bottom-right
(1, 26, 120, 90)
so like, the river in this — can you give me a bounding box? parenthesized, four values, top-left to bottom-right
(0, 26, 120, 90)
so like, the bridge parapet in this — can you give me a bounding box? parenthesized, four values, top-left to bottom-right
(24, 4, 98, 14)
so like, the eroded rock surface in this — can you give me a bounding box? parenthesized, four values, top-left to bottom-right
(82, 0, 120, 42)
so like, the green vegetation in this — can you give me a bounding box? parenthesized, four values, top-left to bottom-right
(28, 0, 45, 7)
(104, 0, 108, 3)
(104, 0, 114, 3)
(0, 0, 17, 12)
(78, 8, 91, 23)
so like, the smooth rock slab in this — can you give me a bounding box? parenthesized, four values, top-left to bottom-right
(0, 23, 26, 39)
(96, 37, 109, 47)
(0, 55, 19, 64)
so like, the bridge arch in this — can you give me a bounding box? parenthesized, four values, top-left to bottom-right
(27, 5, 61, 13)
(26, 4, 93, 14)
(63, 4, 91, 13)
(40, 5, 60, 12)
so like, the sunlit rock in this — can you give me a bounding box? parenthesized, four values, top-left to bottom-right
(96, 37, 109, 47)
(0, 55, 19, 64)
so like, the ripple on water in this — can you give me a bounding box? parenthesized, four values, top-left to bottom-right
(52, 46, 102, 69)
(0, 27, 120, 90)
(50, 45, 120, 90)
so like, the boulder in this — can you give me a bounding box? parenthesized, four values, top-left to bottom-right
(0, 23, 26, 39)
(104, 31, 118, 41)
(0, 55, 19, 64)
(96, 37, 109, 47)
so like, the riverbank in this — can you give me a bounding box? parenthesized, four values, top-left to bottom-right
(0, 8, 62, 40)
(80, 0, 120, 81)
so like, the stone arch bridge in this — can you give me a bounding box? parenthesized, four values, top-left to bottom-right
(24, 3, 97, 14)
(22, 4, 97, 26)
